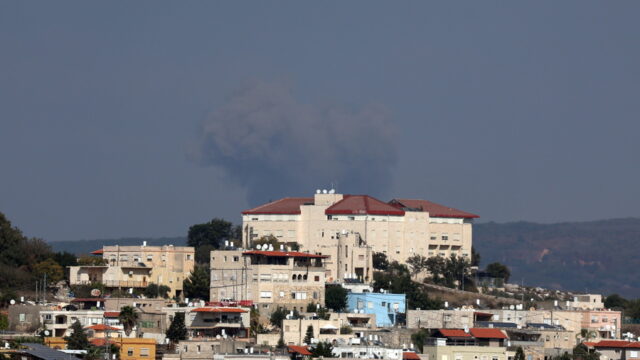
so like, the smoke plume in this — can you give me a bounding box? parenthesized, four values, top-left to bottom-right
(195, 80, 398, 205)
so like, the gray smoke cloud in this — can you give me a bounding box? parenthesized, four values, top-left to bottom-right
(195, 80, 398, 205)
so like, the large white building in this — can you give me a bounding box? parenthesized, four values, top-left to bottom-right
(241, 191, 478, 268)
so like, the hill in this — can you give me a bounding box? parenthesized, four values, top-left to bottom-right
(49, 236, 188, 254)
(475, 218, 640, 298)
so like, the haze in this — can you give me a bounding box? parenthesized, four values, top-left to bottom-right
(1, 1, 639, 241)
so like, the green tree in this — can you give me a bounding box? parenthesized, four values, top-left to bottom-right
(311, 342, 334, 358)
(604, 294, 627, 309)
(471, 246, 481, 267)
(187, 218, 240, 249)
(339, 325, 352, 334)
(325, 285, 348, 312)
(166, 312, 188, 344)
(573, 343, 599, 360)
(84, 346, 105, 360)
(118, 306, 139, 337)
(195, 244, 216, 266)
(143, 284, 171, 299)
(183, 265, 210, 301)
(411, 329, 430, 354)
(77, 255, 107, 266)
(513, 347, 526, 360)
(373, 261, 442, 310)
(270, 307, 287, 328)
(406, 254, 428, 279)
(0, 313, 8, 330)
(424, 256, 447, 285)
(33, 258, 64, 283)
(53, 251, 78, 268)
(64, 321, 90, 350)
(372, 252, 389, 270)
(486, 262, 511, 283)
(304, 325, 314, 344)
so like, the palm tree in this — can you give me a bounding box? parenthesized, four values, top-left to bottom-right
(118, 306, 139, 337)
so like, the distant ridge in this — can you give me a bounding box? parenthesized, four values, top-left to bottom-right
(49, 236, 188, 255)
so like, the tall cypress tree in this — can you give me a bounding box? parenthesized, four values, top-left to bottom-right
(303, 325, 314, 345)
(64, 320, 89, 350)
(166, 312, 188, 344)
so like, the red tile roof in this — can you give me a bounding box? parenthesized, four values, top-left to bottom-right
(243, 250, 328, 259)
(91, 249, 104, 255)
(403, 352, 421, 360)
(593, 340, 637, 348)
(437, 329, 472, 338)
(390, 199, 479, 218)
(191, 307, 247, 313)
(103, 312, 120, 318)
(325, 195, 405, 216)
(288, 345, 312, 356)
(86, 324, 120, 331)
(242, 197, 313, 215)
(470, 328, 508, 339)
(71, 298, 105, 302)
(90, 338, 118, 347)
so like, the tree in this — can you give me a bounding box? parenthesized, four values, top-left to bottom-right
(183, 265, 210, 301)
(33, 259, 64, 283)
(604, 294, 627, 309)
(195, 244, 216, 266)
(406, 254, 428, 279)
(270, 307, 287, 328)
(187, 218, 240, 249)
(143, 284, 171, 299)
(373, 261, 442, 310)
(513, 347, 526, 360)
(304, 325, 314, 344)
(53, 251, 78, 268)
(486, 262, 511, 283)
(118, 306, 139, 337)
(64, 321, 89, 350)
(573, 343, 599, 360)
(311, 342, 334, 358)
(340, 325, 352, 334)
(0, 313, 8, 330)
(325, 285, 348, 312)
(411, 329, 430, 354)
(166, 312, 188, 344)
(372, 252, 389, 271)
(471, 246, 481, 267)
(77, 255, 107, 266)
(424, 256, 447, 285)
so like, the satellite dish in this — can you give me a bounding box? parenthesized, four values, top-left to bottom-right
(44, 330, 50, 336)
(216, 335, 221, 339)
(9, 300, 15, 305)
(316, 189, 321, 194)
(256, 244, 262, 250)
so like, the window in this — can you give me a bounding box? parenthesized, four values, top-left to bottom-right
(314, 276, 320, 282)
(442, 234, 448, 241)
(367, 301, 374, 309)
(19, 314, 26, 322)
(44, 314, 52, 320)
(127, 348, 134, 356)
(260, 291, 272, 298)
(146, 255, 153, 261)
(140, 348, 150, 357)
(187, 254, 192, 260)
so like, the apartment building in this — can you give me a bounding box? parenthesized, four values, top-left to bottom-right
(241, 191, 478, 267)
(209, 249, 327, 314)
(69, 244, 195, 298)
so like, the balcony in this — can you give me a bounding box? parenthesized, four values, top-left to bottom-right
(103, 280, 149, 288)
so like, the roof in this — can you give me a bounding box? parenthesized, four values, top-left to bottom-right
(437, 329, 472, 338)
(70, 298, 104, 302)
(390, 199, 479, 218)
(191, 307, 247, 313)
(242, 250, 327, 259)
(469, 328, 508, 339)
(326, 195, 405, 216)
(20, 343, 81, 360)
(288, 345, 312, 356)
(242, 197, 312, 215)
(592, 340, 640, 348)
(103, 312, 120, 317)
(403, 352, 421, 360)
(86, 324, 120, 331)
(90, 338, 118, 347)
(90, 249, 104, 255)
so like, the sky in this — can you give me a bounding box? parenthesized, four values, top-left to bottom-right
(1, 1, 639, 241)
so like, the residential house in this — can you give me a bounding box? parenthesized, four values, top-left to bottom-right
(346, 293, 405, 327)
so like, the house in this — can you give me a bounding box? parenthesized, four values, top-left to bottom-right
(406, 309, 477, 329)
(241, 192, 478, 273)
(69, 244, 195, 298)
(163, 305, 251, 340)
(209, 249, 327, 314)
(422, 328, 508, 360)
(586, 340, 640, 360)
(346, 293, 405, 327)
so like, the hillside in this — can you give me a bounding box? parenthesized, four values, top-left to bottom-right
(49, 236, 187, 254)
(475, 218, 640, 298)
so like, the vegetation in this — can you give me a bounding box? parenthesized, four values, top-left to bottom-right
(311, 341, 334, 357)
(306, 302, 330, 319)
(249, 308, 267, 336)
(372, 252, 389, 270)
(406, 254, 428, 279)
(77, 255, 107, 266)
(183, 265, 210, 301)
(572, 343, 599, 360)
(604, 294, 640, 319)
(187, 218, 241, 249)
(270, 307, 287, 328)
(0, 313, 8, 330)
(339, 325, 352, 334)
(513, 347, 526, 360)
(143, 283, 171, 299)
(373, 261, 442, 310)
(166, 312, 188, 344)
(118, 306, 139, 337)
(423, 254, 472, 290)
(325, 285, 348, 312)
(485, 262, 511, 282)
(64, 321, 90, 350)
(411, 329, 430, 354)
(304, 325, 314, 344)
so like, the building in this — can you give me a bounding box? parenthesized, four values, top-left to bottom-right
(586, 340, 640, 360)
(209, 249, 327, 314)
(69, 244, 195, 298)
(241, 192, 478, 272)
(44, 337, 156, 360)
(8, 303, 44, 333)
(163, 305, 251, 340)
(317, 231, 373, 284)
(422, 329, 508, 360)
(406, 309, 477, 330)
(346, 293, 406, 327)
(40, 308, 106, 337)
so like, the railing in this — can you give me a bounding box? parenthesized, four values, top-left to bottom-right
(102, 280, 148, 288)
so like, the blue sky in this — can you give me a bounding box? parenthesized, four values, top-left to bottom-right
(1, 1, 639, 241)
